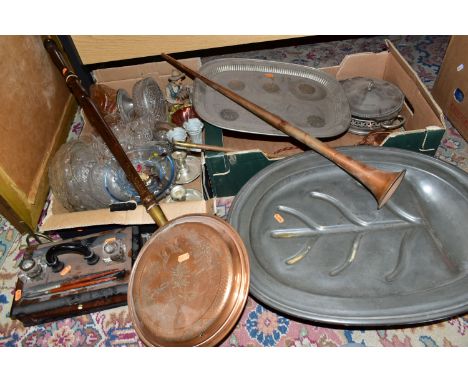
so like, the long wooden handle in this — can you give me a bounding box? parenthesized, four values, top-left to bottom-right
(161, 53, 405, 208)
(60, 268, 120, 287)
(22, 269, 126, 298)
(50, 270, 126, 294)
(44, 39, 168, 226)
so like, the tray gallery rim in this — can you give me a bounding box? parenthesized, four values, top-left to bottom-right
(193, 58, 351, 138)
(128, 214, 250, 346)
(228, 146, 468, 326)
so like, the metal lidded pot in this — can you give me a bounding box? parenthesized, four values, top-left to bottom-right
(340, 77, 406, 135)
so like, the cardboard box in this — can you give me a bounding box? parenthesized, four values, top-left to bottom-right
(0, 36, 76, 233)
(432, 36, 468, 141)
(203, 40, 446, 198)
(39, 39, 447, 230)
(39, 58, 215, 232)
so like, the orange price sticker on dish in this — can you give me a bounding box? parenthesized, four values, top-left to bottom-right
(274, 213, 284, 223)
(60, 265, 72, 276)
(178, 252, 190, 263)
(14, 289, 22, 301)
(264, 73, 275, 79)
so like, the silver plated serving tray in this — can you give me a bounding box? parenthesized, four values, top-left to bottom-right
(193, 59, 351, 138)
(228, 147, 468, 326)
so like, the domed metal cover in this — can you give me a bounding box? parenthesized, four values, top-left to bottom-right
(340, 77, 405, 120)
(128, 214, 250, 346)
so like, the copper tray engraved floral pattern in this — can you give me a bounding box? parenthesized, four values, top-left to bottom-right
(128, 214, 250, 346)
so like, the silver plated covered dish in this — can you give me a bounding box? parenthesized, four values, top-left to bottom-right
(340, 77, 406, 135)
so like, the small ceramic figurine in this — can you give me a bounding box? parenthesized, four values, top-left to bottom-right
(166, 70, 191, 105)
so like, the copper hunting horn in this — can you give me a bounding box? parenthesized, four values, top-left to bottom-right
(43, 38, 250, 347)
(162, 54, 406, 209)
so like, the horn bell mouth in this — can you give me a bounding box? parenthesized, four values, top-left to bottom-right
(376, 169, 406, 209)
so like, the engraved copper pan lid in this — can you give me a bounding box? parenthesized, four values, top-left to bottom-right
(128, 214, 250, 347)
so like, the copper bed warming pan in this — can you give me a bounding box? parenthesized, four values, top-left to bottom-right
(228, 146, 468, 326)
(128, 214, 249, 346)
(44, 39, 250, 347)
(130, 213, 249, 346)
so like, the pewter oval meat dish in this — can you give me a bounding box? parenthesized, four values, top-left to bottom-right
(228, 146, 468, 326)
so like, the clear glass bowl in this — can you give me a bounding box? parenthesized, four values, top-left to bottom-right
(112, 143, 175, 202)
(49, 142, 75, 211)
(124, 117, 154, 149)
(49, 136, 175, 211)
(132, 77, 167, 122)
(49, 140, 99, 211)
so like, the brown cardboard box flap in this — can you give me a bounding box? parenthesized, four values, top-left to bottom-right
(90, 58, 201, 116)
(334, 51, 388, 80)
(0, 36, 76, 233)
(432, 36, 468, 141)
(385, 39, 445, 126)
(40, 197, 214, 231)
